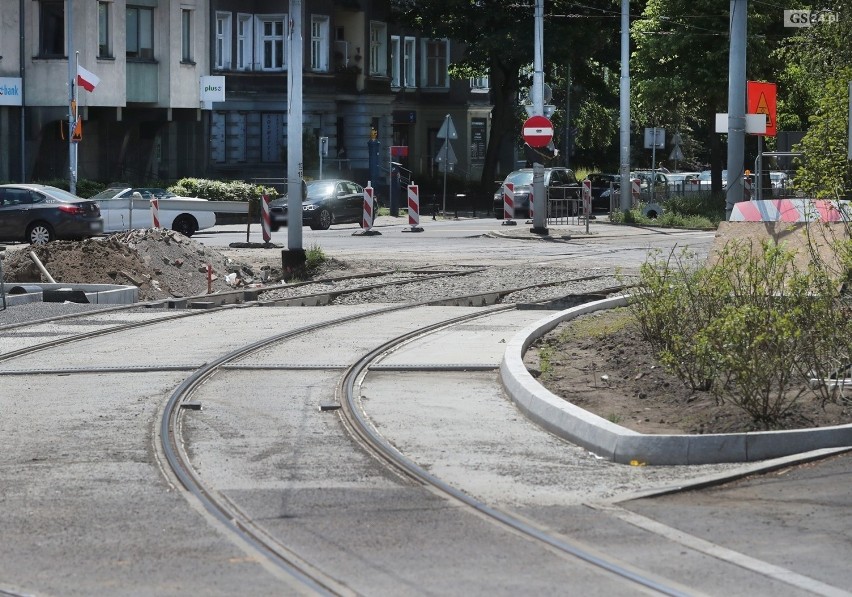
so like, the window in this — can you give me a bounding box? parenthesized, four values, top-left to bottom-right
(39, 0, 65, 57)
(98, 2, 112, 58)
(236, 14, 253, 70)
(310, 16, 329, 72)
(181, 8, 193, 63)
(257, 15, 286, 71)
(369, 21, 387, 76)
(390, 36, 400, 87)
(470, 75, 490, 92)
(403, 37, 416, 88)
(422, 39, 449, 88)
(126, 6, 154, 60)
(215, 12, 231, 69)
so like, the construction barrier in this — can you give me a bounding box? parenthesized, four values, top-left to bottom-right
(743, 176, 753, 201)
(503, 182, 515, 220)
(150, 198, 160, 228)
(529, 187, 534, 221)
(631, 179, 641, 205)
(730, 199, 849, 222)
(582, 178, 592, 216)
(362, 181, 374, 231)
(261, 194, 271, 242)
(407, 183, 423, 232)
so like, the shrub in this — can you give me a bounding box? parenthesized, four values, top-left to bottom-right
(34, 179, 106, 198)
(168, 178, 278, 212)
(632, 238, 852, 428)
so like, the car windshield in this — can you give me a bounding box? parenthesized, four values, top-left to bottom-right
(40, 186, 84, 201)
(307, 181, 336, 198)
(504, 171, 534, 187)
(90, 188, 128, 199)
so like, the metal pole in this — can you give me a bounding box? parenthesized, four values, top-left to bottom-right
(651, 127, 657, 204)
(287, 0, 304, 250)
(442, 114, 449, 218)
(847, 80, 852, 161)
(565, 64, 571, 169)
(619, 0, 631, 212)
(67, 0, 76, 194)
(19, 0, 26, 182)
(532, 0, 547, 231)
(725, 0, 748, 220)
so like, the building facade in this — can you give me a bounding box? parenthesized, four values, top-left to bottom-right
(0, 0, 492, 192)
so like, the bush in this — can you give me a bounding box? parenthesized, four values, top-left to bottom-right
(631, 239, 852, 428)
(168, 178, 279, 212)
(34, 179, 106, 198)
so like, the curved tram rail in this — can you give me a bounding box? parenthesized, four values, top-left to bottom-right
(155, 289, 696, 596)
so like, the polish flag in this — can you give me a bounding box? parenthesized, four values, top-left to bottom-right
(77, 64, 100, 92)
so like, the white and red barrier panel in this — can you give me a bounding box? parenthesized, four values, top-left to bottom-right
(743, 177, 753, 201)
(730, 199, 850, 222)
(150, 198, 160, 228)
(503, 182, 515, 220)
(362, 182, 374, 231)
(261, 194, 271, 242)
(582, 178, 592, 215)
(407, 183, 420, 227)
(631, 179, 641, 203)
(529, 188, 534, 220)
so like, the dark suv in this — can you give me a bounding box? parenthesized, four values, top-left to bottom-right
(493, 167, 581, 219)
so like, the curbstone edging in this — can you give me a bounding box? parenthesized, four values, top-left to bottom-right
(500, 295, 852, 465)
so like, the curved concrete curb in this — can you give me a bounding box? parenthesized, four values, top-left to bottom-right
(3, 283, 138, 306)
(501, 295, 852, 465)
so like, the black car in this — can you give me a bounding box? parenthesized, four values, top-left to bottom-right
(269, 179, 366, 231)
(587, 173, 620, 211)
(492, 167, 581, 219)
(0, 184, 103, 245)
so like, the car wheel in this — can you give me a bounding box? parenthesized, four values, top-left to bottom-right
(172, 215, 198, 237)
(310, 208, 332, 231)
(27, 222, 54, 245)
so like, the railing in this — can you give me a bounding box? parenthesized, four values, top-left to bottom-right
(546, 186, 582, 225)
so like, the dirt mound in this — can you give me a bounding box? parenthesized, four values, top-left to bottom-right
(1, 229, 269, 301)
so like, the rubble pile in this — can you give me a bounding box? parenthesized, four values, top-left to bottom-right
(1, 229, 268, 301)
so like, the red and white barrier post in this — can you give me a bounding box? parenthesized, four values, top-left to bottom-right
(362, 181, 374, 231)
(528, 187, 534, 221)
(631, 178, 641, 206)
(150, 198, 160, 228)
(261, 194, 271, 242)
(582, 177, 592, 216)
(407, 182, 423, 232)
(502, 182, 516, 226)
(743, 175, 753, 201)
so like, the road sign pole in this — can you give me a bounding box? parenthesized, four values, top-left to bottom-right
(442, 114, 449, 218)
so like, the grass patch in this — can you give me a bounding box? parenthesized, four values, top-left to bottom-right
(557, 307, 633, 342)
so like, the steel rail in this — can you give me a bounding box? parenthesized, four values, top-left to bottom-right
(337, 307, 692, 597)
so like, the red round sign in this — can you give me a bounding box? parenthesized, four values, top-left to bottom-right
(522, 115, 554, 148)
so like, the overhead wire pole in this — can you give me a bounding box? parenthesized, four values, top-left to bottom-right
(286, 0, 304, 256)
(531, 0, 547, 232)
(67, 0, 77, 194)
(619, 0, 631, 212)
(725, 0, 747, 220)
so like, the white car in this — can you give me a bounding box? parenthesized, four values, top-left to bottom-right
(90, 187, 215, 237)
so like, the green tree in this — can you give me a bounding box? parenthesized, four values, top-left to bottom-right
(775, 6, 852, 197)
(391, 0, 619, 185)
(631, 0, 784, 189)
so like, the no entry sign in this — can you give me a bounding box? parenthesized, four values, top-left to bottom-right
(522, 115, 553, 148)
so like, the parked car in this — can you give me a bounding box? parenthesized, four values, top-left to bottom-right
(269, 179, 366, 231)
(586, 173, 620, 211)
(0, 184, 102, 245)
(492, 167, 581, 219)
(89, 187, 215, 237)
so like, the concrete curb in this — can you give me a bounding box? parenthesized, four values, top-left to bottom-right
(3, 283, 138, 306)
(500, 295, 852, 465)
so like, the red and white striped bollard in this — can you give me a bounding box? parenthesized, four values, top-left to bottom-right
(150, 198, 160, 228)
(407, 182, 423, 232)
(261, 194, 271, 242)
(362, 181, 374, 231)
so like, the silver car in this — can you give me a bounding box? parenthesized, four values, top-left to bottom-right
(0, 184, 103, 245)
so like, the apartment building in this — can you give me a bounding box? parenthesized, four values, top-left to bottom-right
(0, 0, 492, 189)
